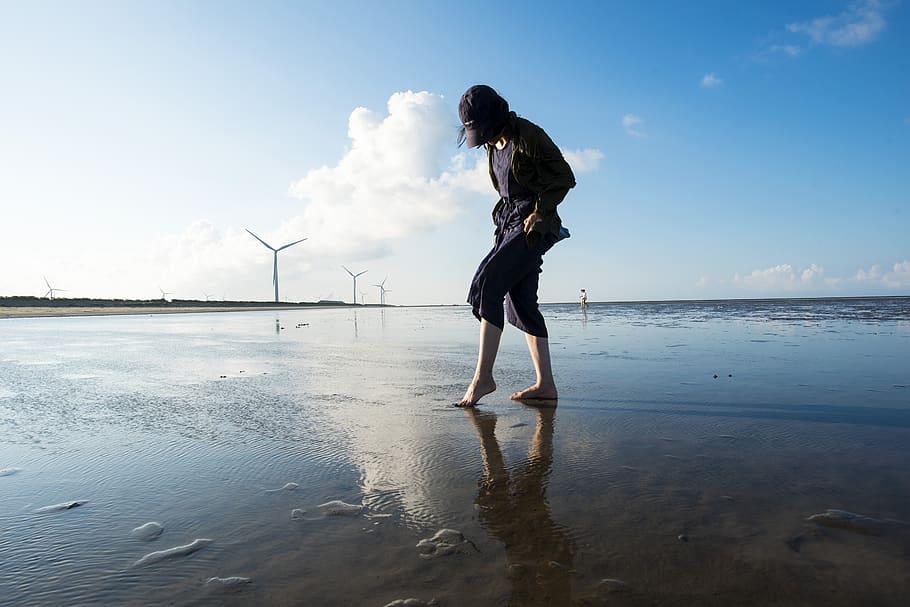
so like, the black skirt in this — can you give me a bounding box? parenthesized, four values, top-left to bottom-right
(467, 198, 555, 337)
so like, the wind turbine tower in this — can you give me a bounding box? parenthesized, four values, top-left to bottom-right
(342, 266, 367, 305)
(43, 276, 67, 299)
(246, 229, 307, 303)
(372, 277, 389, 305)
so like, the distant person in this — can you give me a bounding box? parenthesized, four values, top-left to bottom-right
(456, 85, 576, 407)
(580, 288, 587, 309)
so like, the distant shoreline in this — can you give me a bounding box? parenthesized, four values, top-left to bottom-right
(0, 303, 375, 319)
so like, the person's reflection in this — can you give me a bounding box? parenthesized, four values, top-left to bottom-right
(467, 407, 575, 606)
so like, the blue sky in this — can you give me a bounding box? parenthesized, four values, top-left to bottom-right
(1, 0, 907, 304)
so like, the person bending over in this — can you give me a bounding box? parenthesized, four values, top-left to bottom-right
(456, 84, 575, 407)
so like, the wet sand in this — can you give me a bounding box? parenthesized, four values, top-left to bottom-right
(1, 300, 908, 606)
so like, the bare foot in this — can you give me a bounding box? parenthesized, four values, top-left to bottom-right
(457, 375, 496, 407)
(510, 383, 558, 401)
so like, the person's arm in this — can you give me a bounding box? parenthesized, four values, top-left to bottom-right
(530, 127, 576, 216)
(519, 122, 576, 236)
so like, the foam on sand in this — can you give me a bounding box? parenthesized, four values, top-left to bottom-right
(292, 500, 363, 521)
(131, 522, 164, 541)
(416, 529, 471, 558)
(206, 576, 251, 588)
(317, 500, 362, 516)
(265, 482, 299, 493)
(132, 538, 213, 568)
(806, 509, 906, 536)
(35, 500, 87, 513)
(382, 599, 437, 607)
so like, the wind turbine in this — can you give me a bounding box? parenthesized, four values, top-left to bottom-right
(342, 266, 367, 305)
(372, 276, 389, 305)
(43, 276, 67, 299)
(246, 229, 307, 303)
(159, 286, 173, 301)
(360, 290, 367, 305)
(203, 292, 213, 302)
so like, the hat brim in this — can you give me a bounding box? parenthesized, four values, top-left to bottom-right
(464, 122, 493, 148)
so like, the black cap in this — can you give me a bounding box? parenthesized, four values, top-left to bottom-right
(458, 85, 509, 148)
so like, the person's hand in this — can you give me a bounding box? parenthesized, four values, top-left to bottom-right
(523, 211, 542, 232)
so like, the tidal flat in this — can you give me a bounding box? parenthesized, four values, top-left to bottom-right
(1, 299, 909, 606)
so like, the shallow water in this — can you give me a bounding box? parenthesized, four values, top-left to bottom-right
(1, 299, 909, 606)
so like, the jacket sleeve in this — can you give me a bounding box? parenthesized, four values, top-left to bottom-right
(528, 126, 576, 215)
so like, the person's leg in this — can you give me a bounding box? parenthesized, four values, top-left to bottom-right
(458, 319, 503, 406)
(503, 244, 557, 401)
(511, 332, 558, 400)
(461, 229, 540, 406)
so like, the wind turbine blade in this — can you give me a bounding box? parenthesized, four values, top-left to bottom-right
(44, 276, 51, 289)
(276, 237, 307, 251)
(342, 265, 354, 277)
(355, 270, 367, 278)
(245, 229, 276, 251)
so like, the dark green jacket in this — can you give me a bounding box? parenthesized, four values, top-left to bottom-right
(486, 113, 576, 245)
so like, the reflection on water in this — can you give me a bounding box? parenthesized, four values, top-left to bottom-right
(0, 299, 908, 606)
(469, 407, 574, 606)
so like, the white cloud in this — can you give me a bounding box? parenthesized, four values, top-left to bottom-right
(801, 263, 824, 283)
(287, 90, 489, 258)
(733, 261, 910, 294)
(885, 261, 910, 288)
(855, 261, 910, 289)
(854, 264, 883, 282)
(701, 73, 722, 88)
(562, 148, 604, 173)
(733, 263, 825, 291)
(770, 44, 802, 58)
(622, 114, 645, 137)
(104, 92, 495, 300)
(787, 0, 887, 48)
